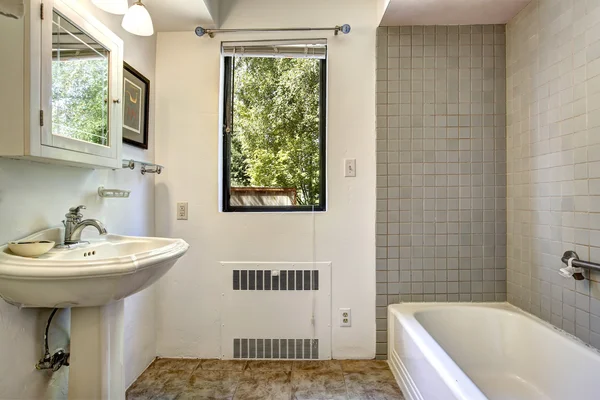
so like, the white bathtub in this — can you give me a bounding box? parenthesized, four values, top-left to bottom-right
(388, 303, 600, 400)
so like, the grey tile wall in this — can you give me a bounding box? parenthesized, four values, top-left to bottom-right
(506, 0, 600, 350)
(376, 25, 507, 358)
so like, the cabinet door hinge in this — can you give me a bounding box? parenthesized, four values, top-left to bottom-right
(40, 3, 44, 20)
(39, 110, 44, 126)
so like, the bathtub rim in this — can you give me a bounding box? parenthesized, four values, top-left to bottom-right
(387, 302, 600, 400)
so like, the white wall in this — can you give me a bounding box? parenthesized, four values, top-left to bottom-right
(0, 1, 157, 397)
(155, 0, 378, 359)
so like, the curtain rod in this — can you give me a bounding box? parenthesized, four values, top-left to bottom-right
(194, 24, 351, 38)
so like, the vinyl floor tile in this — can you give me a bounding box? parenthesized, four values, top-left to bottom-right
(234, 371, 292, 400)
(292, 360, 343, 372)
(179, 370, 244, 400)
(199, 359, 248, 371)
(340, 360, 390, 373)
(290, 370, 347, 400)
(246, 360, 294, 372)
(126, 358, 404, 400)
(344, 370, 404, 400)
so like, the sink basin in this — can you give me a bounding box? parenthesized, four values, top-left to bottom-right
(0, 227, 189, 307)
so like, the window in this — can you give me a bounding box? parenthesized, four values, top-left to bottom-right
(222, 41, 327, 212)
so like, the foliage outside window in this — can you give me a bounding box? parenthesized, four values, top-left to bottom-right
(52, 11, 110, 146)
(52, 58, 109, 145)
(223, 53, 326, 212)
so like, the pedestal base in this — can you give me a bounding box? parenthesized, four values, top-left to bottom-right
(68, 300, 125, 400)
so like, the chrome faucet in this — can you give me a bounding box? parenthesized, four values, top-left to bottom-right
(62, 205, 108, 245)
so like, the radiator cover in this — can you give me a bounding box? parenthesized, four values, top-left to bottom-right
(220, 262, 332, 360)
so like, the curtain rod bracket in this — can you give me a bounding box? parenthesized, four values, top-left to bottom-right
(194, 24, 351, 38)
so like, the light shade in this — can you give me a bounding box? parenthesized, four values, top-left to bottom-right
(121, 1, 154, 36)
(92, 0, 128, 15)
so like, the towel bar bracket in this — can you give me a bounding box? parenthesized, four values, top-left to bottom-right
(560, 251, 600, 279)
(121, 159, 163, 175)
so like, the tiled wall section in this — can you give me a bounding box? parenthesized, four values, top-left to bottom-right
(506, 0, 600, 349)
(375, 25, 507, 357)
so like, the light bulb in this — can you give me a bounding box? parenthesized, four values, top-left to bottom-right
(122, 1, 154, 37)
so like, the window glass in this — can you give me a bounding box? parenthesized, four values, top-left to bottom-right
(52, 10, 109, 146)
(223, 52, 326, 212)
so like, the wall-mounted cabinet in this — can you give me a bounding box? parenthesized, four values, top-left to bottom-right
(0, 0, 124, 169)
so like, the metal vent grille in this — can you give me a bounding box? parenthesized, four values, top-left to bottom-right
(233, 338, 318, 359)
(233, 270, 319, 291)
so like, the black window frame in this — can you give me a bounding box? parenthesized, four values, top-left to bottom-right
(222, 55, 327, 212)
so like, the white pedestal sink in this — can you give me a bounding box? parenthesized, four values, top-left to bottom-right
(0, 228, 189, 400)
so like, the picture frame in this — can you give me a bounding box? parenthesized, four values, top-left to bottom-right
(122, 62, 150, 149)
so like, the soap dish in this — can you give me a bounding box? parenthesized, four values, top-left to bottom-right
(8, 240, 55, 257)
(98, 186, 131, 198)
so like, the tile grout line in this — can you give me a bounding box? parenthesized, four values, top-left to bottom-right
(341, 369, 351, 400)
(232, 360, 247, 400)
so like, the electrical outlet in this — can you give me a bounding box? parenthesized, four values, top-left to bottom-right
(339, 308, 351, 327)
(177, 202, 188, 220)
(344, 159, 356, 177)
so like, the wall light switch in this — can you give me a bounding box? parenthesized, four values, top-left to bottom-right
(177, 202, 188, 220)
(344, 159, 356, 177)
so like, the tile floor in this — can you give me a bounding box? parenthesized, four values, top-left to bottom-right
(127, 359, 404, 400)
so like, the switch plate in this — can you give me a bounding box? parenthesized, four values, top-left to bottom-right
(344, 159, 356, 177)
(339, 308, 351, 327)
(177, 202, 188, 220)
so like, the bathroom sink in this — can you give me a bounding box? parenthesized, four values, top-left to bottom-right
(0, 227, 189, 307)
(0, 227, 189, 399)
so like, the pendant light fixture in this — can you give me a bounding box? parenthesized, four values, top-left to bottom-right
(122, 0, 154, 36)
(91, 0, 128, 15)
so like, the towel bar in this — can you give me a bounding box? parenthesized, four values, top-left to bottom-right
(561, 250, 600, 280)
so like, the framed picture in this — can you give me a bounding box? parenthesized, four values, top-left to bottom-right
(122, 62, 149, 149)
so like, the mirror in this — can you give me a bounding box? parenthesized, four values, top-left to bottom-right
(52, 10, 110, 147)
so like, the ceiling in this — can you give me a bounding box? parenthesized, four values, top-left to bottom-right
(145, 0, 532, 33)
(380, 0, 531, 26)
(145, 0, 218, 32)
